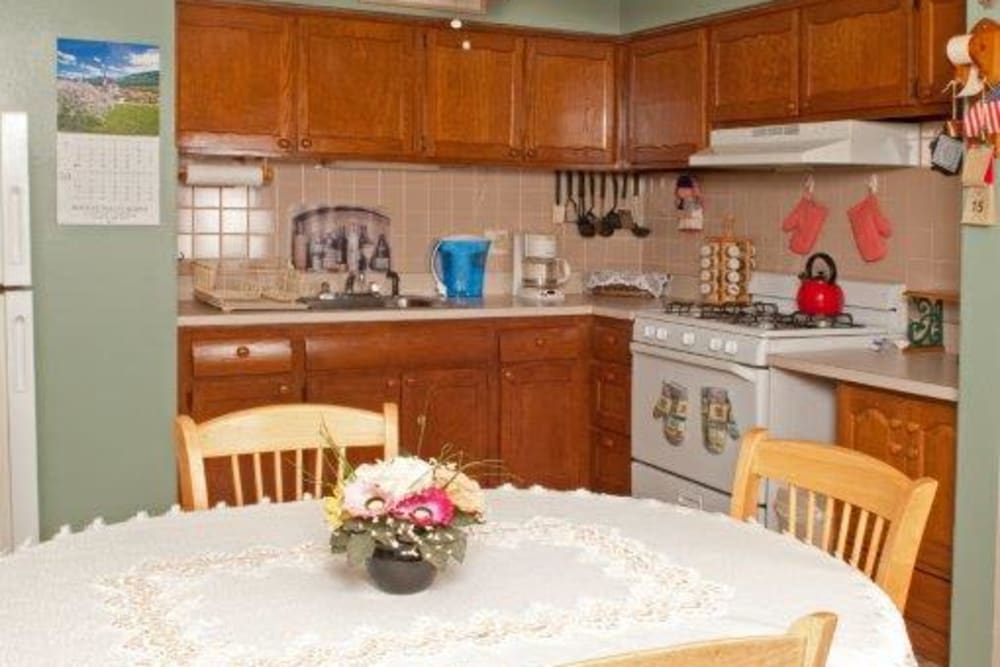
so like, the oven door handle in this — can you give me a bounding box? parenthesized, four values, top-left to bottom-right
(630, 342, 762, 384)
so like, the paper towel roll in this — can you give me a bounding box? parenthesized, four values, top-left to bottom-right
(182, 164, 266, 186)
(947, 34, 974, 66)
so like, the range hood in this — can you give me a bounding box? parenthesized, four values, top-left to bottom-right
(688, 120, 920, 168)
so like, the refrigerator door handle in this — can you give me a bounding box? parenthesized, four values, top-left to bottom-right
(0, 113, 32, 287)
(11, 313, 26, 393)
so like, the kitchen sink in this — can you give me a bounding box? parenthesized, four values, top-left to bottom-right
(299, 294, 453, 310)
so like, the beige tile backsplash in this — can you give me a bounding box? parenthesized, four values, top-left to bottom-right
(178, 162, 962, 299)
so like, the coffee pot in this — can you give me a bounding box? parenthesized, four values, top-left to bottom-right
(513, 233, 571, 302)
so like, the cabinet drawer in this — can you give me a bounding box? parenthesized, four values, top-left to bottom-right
(592, 361, 630, 434)
(500, 326, 582, 363)
(592, 429, 631, 495)
(190, 374, 299, 421)
(592, 321, 631, 365)
(192, 339, 293, 377)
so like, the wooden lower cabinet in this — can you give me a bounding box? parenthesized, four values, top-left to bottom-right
(837, 382, 957, 665)
(591, 430, 630, 495)
(399, 367, 491, 464)
(500, 359, 588, 490)
(590, 318, 632, 495)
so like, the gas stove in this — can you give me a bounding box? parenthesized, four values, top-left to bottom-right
(662, 300, 862, 331)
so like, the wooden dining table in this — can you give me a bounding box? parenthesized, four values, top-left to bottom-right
(0, 486, 917, 666)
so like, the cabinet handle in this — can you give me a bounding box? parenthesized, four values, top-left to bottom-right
(604, 334, 616, 346)
(600, 436, 615, 449)
(889, 442, 903, 455)
(534, 337, 546, 347)
(277, 138, 292, 150)
(386, 378, 398, 388)
(508, 148, 522, 158)
(300, 138, 313, 149)
(604, 371, 616, 382)
(787, 101, 797, 112)
(404, 377, 417, 387)
(235, 345, 250, 358)
(889, 419, 903, 429)
(907, 446, 920, 460)
(905, 422, 920, 433)
(526, 148, 537, 159)
(504, 370, 514, 381)
(278, 384, 290, 395)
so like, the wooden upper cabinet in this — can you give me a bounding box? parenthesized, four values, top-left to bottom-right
(710, 9, 800, 124)
(177, 2, 296, 155)
(524, 37, 616, 165)
(297, 16, 417, 157)
(916, 0, 966, 104)
(422, 29, 525, 163)
(626, 29, 707, 167)
(801, 0, 913, 115)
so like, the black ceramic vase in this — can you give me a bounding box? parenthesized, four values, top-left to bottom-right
(365, 546, 437, 594)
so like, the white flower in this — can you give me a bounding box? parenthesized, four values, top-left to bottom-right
(352, 456, 434, 499)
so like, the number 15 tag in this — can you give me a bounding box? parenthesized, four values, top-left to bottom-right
(962, 185, 996, 226)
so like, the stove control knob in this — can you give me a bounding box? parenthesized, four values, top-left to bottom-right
(655, 328, 669, 341)
(643, 325, 656, 339)
(681, 332, 696, 346)
(724, 341, 739, 355)
(708, 337, 723, 352)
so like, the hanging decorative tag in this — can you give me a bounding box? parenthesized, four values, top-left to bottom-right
(962, 144, 997, 225)
(700, 387, 739, 455)
(674, 174, 704, 232)
(652, 381, 688, 446)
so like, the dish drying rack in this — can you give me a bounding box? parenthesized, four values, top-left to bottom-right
(193, 260, 306, 312)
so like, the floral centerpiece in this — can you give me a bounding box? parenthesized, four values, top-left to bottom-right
(324, 446, 485, 592)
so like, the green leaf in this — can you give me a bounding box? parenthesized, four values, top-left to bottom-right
(450, 513, 479, 529)
(346, 533, 376, 567)
(329, 530, 351, 553)
(450, 533, 467, 564)
(422, 545, 448, 570)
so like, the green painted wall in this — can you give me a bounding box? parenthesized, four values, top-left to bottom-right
(0, 0, 177, 536)
(272, 0, 624, 34)
(953, 5, 1000, 664)
(620, 0, 767, 32)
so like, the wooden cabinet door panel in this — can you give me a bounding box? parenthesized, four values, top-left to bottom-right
(500, 360, 587, 490)
(190, 374, 300, 422)
(905, 398, 956, 578)
(711, 10, 800, 123)
(627, 29, 707, 166)
(837, 384, 909, 470)
(591, 429, 631, 495)
(423, 29, 524, 163)
(591, 361, 630, 435)
(306, 371, 401, 468)
(525, 37, 616, 165)
(297, 17, 417, 158)
(400, 368, 490, 463)
(916, 0, 965, 104)
(177, 3, 296, 155)
(801, 0, 913, 114)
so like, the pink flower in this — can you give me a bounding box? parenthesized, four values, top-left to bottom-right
(391, 487, 455, 527)
(343, 480, 395, 518)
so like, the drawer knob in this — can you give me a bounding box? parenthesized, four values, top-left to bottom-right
(905, 422, 920, 433)
(300, 138, 313, 149)
(278, 384, 290, 395)
(604, 371, 616, 382)
(277, 138, 291, 150)
(600, 436, 614, 449)
(534, 338, 546, 347)
(889, 442, 903, 455)
(526, 148, 537, 159)
(504, 370, 514, 381)
(405, 377, 416, 387)
(907, 446, 920, 460)
(236, 345, 250, 358)
(386, 378, 398, 388)
(605, 335, 616, 345)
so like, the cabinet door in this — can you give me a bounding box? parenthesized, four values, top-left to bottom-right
(297, 16, 417, 158)
(916, 0, 965, 104)
(500, 360, 587, 490)
(306, 371, 401, 467)
(177, 2, 296, 155)
(837, 384, 909, 471)
(400, 368, 491, 463)
(710, 10, 800, 123)
(801, 0, 913, 115)
(626, 29, 707, 167)
(423, 29, 525, 163)
(524, 37, 616, 165)
(591, 361, 630, 435)
(591, 429, 631, 495)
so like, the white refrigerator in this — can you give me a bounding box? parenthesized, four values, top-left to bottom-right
(0, 112, 37, 552)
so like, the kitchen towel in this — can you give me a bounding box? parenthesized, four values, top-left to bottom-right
(848, 193, 892, 262)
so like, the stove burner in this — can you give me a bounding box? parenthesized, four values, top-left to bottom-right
(662, 301, 859, 330)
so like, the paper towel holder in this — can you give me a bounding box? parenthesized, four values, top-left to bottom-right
(178, 159, 274, 186)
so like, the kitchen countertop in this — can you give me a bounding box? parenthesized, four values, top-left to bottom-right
(177, 294, 661, 327)
(768, 348, 959, 403)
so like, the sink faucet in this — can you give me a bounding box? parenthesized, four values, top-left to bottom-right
(344, 272, 367, 294)
(386, 270, 400, 297)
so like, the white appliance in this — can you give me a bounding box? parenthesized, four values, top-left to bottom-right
(630, 273, 904, 526)
(0, 112, 37, 553)
(512, 233, 571, 303)
(688, 120, 920, 168)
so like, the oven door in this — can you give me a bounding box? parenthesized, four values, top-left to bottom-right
(630, 342, 769, 496)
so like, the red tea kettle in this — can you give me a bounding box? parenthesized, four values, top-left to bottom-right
(796, 253, 844, 316)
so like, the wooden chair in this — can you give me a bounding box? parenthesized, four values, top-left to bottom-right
(174, 403, 399, 511)
(731, 428, 937, 611)
(561, 612, 836, 667)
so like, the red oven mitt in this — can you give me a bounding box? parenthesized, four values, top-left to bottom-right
(848, 193, 892, 262)
(782, 196, 828, 255)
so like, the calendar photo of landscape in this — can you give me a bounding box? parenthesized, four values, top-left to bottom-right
(56, 38, 159, 136)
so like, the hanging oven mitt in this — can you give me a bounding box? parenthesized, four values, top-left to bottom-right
(782, 197, 828, 256)
(652, 381, 688, 446)
(701, 387, 739, 455)
(848, 193, 892, 262)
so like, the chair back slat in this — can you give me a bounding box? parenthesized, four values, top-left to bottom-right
(787, 483, 798, 538)
(730, 429, 937, 611)
(559, 612, 836, 667)
(805, 491, 816, 545)
(175, 403, 400, 511)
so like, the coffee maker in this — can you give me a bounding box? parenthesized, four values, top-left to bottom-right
(512, 233, 571, 303)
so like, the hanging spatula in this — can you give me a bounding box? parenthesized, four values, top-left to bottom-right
(552, 171, 566, 225)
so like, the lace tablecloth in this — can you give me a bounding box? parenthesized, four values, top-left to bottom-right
(0, 486, 916, 667)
